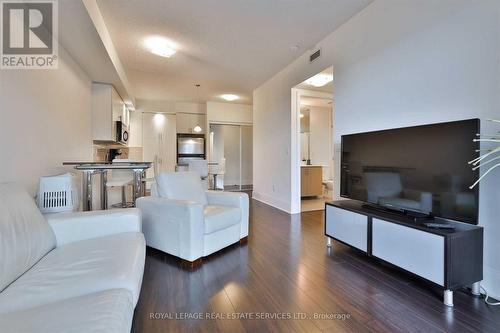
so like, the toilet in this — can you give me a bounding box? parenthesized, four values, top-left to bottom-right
(322, 180, 333, 198)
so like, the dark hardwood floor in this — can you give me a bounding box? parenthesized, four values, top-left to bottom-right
(132, 198, 500, 332)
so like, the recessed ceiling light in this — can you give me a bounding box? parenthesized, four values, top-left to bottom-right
(220, 94, 239, 101)
(304, 73, 333, 87)
(145, 36, 177, 58)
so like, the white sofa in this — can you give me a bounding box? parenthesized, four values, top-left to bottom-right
(0, 183, 145, 333)
(136, 172, 249, 265)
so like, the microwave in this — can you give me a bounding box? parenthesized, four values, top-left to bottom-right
(115, 121, 129, 144)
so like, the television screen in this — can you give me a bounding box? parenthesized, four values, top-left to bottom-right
(340, 119, 480, 224)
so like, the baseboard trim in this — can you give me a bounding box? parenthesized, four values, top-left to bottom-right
(252, 191, 291, 214)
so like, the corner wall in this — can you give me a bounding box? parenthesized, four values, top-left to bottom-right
(0, 46, 93, 194)
(253, 0, 500, 297)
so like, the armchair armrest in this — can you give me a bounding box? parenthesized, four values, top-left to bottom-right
(206, 191, 249, 238)
(46, 208, 142, 247)
(136, 196, 205, 261)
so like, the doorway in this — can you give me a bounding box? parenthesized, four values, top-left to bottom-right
(209, 124, 253, 191)
(291, 66, 334, 213)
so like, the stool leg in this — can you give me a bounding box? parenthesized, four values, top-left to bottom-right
(121, 186, 126, 207)
(101, 171, 107, 210)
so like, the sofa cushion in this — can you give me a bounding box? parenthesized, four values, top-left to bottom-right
(0, 289, 134, 333)
(0, 183, 56, 292)
(156, 171, 208, 205)
(0, 232, 145, 313)
(204, 205, 241, 234)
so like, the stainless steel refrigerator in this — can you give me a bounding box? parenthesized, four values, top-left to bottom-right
(177, 134, 205, 166)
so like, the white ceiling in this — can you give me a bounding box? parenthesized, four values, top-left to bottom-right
(58, 1, 134, 105)
(296, 67, 334, 93)
(96, 0, 371, 106)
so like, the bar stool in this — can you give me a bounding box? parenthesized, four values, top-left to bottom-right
(106, 159, 135, 208)
(211, 157, 226, 190)
(187, 160, 209, 190)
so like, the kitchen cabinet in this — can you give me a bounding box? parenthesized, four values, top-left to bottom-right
(176, 113, 206, 134)
(301, 165, 323, 197)
(92, 83, 129, 143)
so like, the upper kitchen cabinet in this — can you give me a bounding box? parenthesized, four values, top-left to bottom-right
(176, 113, 206, 134)
(92, 83, 130, 144)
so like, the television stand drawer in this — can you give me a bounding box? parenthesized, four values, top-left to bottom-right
(372, 218, 444, 285)
(325, 205, 368, 252)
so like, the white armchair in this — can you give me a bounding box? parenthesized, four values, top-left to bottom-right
(136, 172, 249, 266)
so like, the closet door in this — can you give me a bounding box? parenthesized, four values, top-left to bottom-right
(240, 125, 253, 189)
(209, 124, 253, 190)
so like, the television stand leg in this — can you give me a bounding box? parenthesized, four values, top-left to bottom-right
(444, 290, 454, 307)
(326, 237, 332, 248)
(471, 282, 481, 296)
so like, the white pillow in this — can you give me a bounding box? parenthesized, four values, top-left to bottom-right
(156, 172, 208, 205)
(0, 183, 56, 292)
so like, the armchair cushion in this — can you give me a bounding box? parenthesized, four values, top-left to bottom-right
(156, 172, 208, 205)
(204, 205, 241, 234)
(0, 183, 55, 292)
(46, 208, 141, 247)
(206, 190, 249, 238)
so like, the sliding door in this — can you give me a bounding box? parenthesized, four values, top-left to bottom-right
(209, 124, 252, 191)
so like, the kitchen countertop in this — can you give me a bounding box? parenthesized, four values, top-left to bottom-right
(63, 161, 152, 170)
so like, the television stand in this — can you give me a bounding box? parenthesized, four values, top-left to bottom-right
(325, 200, 483, 307)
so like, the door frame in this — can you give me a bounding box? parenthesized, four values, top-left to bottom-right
(290, 88, 333, 214)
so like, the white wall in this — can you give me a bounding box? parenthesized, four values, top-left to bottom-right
(0, 46, 93, 195)
(207, 101, 252, 125)
(253, 0, 500, 298)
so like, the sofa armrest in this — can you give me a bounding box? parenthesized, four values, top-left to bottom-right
(136, 196, 205, 261)
(46, 208, 142, 247)
(206, 191, 249, 238)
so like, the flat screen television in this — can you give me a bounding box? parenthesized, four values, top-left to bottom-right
(340, 119, 480, 224)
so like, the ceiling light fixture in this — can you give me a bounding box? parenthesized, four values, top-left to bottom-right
(304, 73, 333, 87)
(299, 113, 304, 118)
(145, 36, 177, 58)
(220, 94, 239, 102)
(193, 125, 202, 133)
